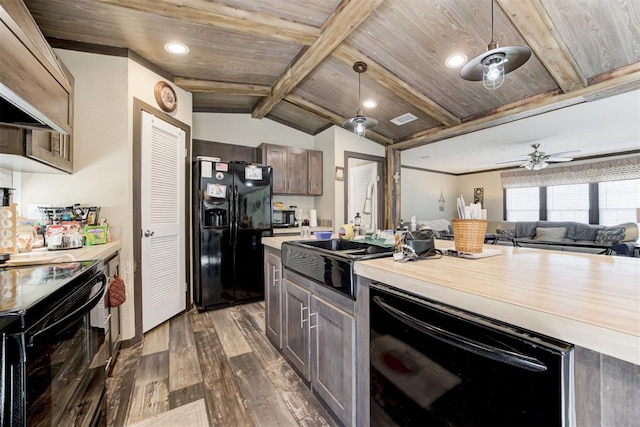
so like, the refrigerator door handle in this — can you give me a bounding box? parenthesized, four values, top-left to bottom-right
(232, 185, 239, 246)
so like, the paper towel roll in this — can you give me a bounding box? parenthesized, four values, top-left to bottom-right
(309, 209, 318, 227)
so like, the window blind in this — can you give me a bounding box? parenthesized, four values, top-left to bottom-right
(547, 184, 589, 222)
(506, 187, 539, 221)
(599, 178, 640, 225)
(501, 155, 640, 189)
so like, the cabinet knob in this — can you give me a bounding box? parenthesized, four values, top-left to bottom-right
(144, 230, 155, 237)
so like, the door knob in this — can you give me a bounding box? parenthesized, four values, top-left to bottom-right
(144, 230, 154, 237)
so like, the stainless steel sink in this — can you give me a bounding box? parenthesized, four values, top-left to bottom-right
(281, 239, 395, 299)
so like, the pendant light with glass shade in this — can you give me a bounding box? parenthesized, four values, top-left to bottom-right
(460, 0, 531, 90)
(343, 62, 377, 138)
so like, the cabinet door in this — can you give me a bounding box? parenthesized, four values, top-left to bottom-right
(26, 130, 73, 173)
(310, 295, 355, 426)
(307, 150, 323, 195)
(286, 148, 308, 194)
(264, 251, 282, 348)
(264, 145, 287, 193)
(283, 278, 311, 380)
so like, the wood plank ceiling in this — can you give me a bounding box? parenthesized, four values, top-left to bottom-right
(24, 0, 640, 150)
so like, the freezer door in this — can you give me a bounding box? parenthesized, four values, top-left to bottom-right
(233, 228, 265, 300)
(196, 227, 234, 308)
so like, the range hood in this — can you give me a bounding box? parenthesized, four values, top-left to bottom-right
(0, 83, 66, 134)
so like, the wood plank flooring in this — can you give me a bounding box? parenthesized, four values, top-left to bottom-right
(107, 302, 337, 427)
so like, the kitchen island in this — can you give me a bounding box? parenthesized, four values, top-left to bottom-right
(356, 240, 639, 426)
(264, 236, 639, 426)
(355, 240, 639, 365)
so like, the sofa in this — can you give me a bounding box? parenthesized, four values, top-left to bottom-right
(495, 221, 638, 256)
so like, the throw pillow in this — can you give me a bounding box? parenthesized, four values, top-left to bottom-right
(595, 227, 626, 245)
(534, 227, 567, 242)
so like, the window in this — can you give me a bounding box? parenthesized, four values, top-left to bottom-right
(547, 183, 589, 222)
(506, 187, 539, 221)
(599, 178, 640, 225)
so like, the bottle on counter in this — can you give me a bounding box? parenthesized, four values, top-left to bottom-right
(354, 213, 362, 236)
(301, 218, 311, 239)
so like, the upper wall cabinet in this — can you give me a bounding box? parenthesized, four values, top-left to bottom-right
(258, 143, 323, 196)
(0, 0, 74, 135)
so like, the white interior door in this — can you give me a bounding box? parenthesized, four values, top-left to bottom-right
(140, 111, 186, 332)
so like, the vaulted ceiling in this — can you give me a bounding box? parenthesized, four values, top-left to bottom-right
(24, 0, 640, 172)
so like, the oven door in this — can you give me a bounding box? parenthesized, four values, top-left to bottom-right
(370, 284, 574, 427)
(11, 271, 107, 427)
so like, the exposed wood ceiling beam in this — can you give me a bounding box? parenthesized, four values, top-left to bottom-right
(251, 0, 385, 119)
(95, 0, 319, 45)
(285, 94, 392, 146)
(333, 44, 460, 127)
(392, 62, 640, 151)
(174, 77, 270, 96)
(497, 0, 587, 92)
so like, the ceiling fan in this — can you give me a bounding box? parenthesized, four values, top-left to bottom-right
(496, 144, 581, 170)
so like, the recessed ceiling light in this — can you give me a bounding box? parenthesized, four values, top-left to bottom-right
(445, 54, 467, 68)
(363, 99, 377, 109)
(164, 42, 189, 55)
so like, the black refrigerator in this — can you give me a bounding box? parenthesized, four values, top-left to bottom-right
(193, 157, 273, 310)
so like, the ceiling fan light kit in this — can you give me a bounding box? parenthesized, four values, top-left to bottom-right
(460, 0, 531, 90)
(343, 62, 378, 138)
(497, 144, 581, 170)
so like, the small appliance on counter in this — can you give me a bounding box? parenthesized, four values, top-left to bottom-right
(272, 206, 296, 228)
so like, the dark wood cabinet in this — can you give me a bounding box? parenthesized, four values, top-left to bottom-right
(0, 0, 74, 135)
(258, 143, 322, 195)
(307, 150, 323, 195)
(280, 270, 355, 426)
(26, 129, 73, 173)
(0, 125, 73, 173)
(264, 248, 282, 348)
(283, 278, 311, 379)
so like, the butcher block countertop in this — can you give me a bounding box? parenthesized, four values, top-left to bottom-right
(355, 241, 640, 365)
(6, 241, 122, 265)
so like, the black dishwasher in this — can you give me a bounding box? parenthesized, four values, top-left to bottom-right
(370, 283, 574, 427)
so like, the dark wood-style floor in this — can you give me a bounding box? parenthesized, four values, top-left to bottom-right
(107, 302, 337, 426)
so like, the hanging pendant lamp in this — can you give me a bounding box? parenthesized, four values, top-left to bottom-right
(460, 0, 531, 90)
(343, 62, 377, 138)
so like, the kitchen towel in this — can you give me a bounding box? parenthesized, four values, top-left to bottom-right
(108, 275, 126, 307)
(309, 209, 318, 227)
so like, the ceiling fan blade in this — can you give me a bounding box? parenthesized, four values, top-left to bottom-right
(545, 149, 581, 158)
(546, 157, 573, 162)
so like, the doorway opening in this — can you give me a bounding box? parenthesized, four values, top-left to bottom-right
(344, 151, 385, 232)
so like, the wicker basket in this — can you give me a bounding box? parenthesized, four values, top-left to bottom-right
(452, 219, 488, 253)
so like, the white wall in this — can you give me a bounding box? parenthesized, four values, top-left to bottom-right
(456, 170, 503, 231)
(193, 113, 314, 149)
(313, 127, 336, 228)
(331, 126, 385, 228)
(19, 50, 192, 342)
(401, 168, 458, 223)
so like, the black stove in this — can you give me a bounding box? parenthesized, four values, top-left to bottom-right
(1, 259, 107, 427)
(0, 260, 102, 326)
